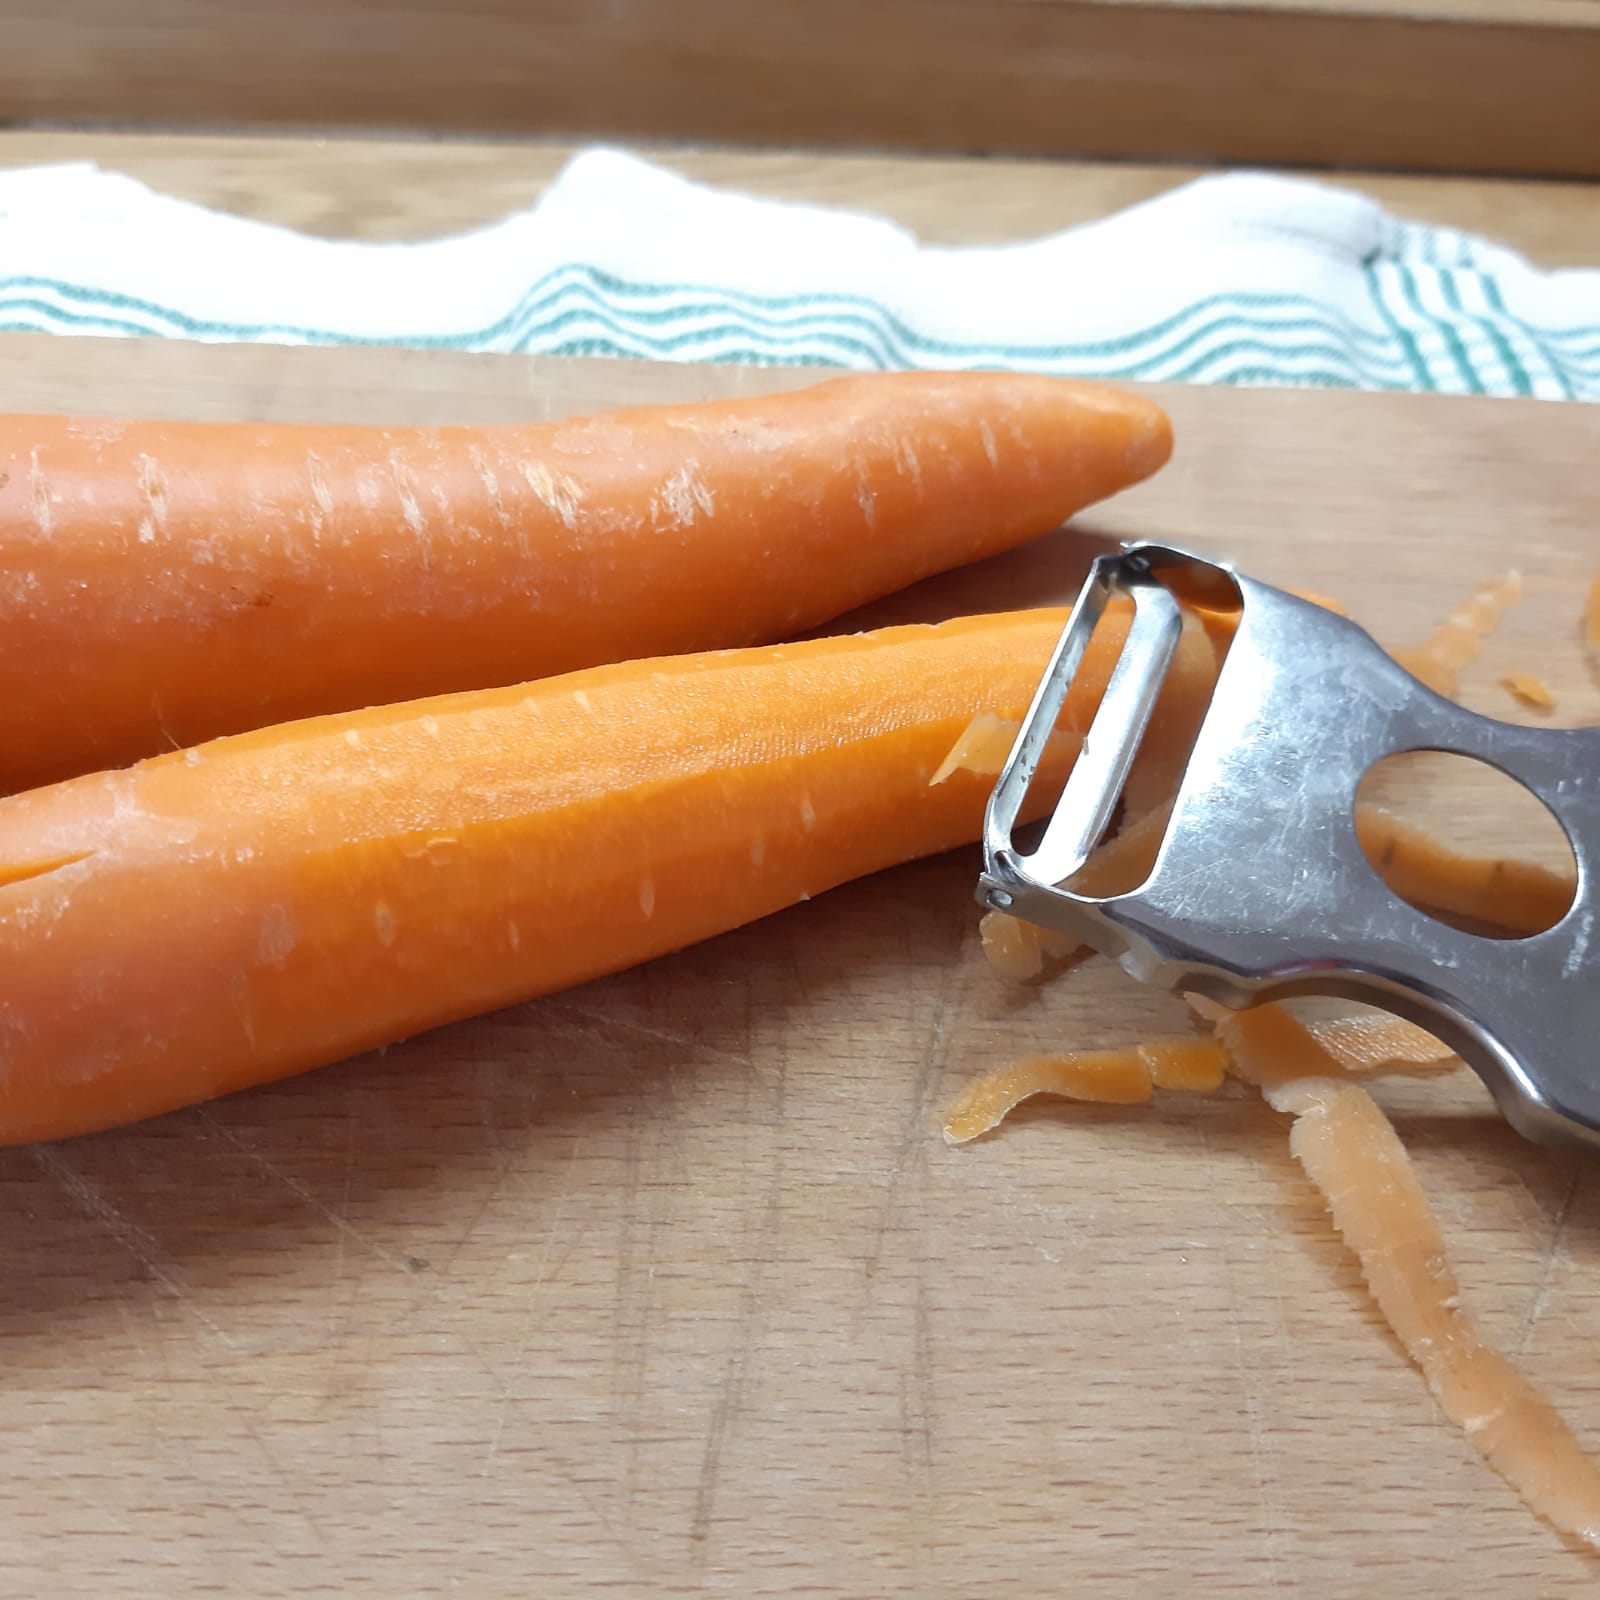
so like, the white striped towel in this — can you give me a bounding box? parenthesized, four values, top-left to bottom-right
(0, 146, 1596, 401)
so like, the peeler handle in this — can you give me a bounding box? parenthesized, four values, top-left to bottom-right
(982, 542, 1600, 1151)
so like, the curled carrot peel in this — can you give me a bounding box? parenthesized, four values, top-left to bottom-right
(946, 1009, 1456, 1147)
(0, 609, 1083, 1146)
(976, 913, 1089, 983)
(1355, 806, 1575, 938)
(1299, 1010, 1457, 1074)
(1222, 1007, 1600, 1552)
(1503, 672, 1557, 713)
(1394, 570, 1522, 699)
(0, 372, 1171, 793)
(942, 1037, 1228, 1143)
(949, 1002, 1598, 1548)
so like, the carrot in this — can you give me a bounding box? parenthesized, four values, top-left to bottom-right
(0, 607, 1104, 1147)
(1224, 1008, 1600, 1550)
(1502, 671, 1557, 712)
(943, 1010, 1456, 1145)
(942, 1037, 1228, 1142)
(1355, 806, 1575, 937)
(946, 1001, 1600, 1546)
(1395, 570, 1522, 698)
(0, 371, 1171, 793)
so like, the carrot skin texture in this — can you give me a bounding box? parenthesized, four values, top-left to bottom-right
(0, 372, 1171, 791)
(0, 607, 1104, 1146)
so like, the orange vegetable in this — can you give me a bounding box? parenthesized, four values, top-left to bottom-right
(1587, 579, 1600, 660)
(1224, 1007, 1600, 1551)
(1395, 570, 1522, 698)
(1355, 806, 1574, 937)
(943, 1037, 1227, 1142)
(1502, 671, 1557, 712)
(0, 372, 1171, 793)
(945, 1010, 1455, 1145)
(0, 608, 1089, 1147)
(1297, 1010, 1456, 1074)
(947, 998, 1598, 1546)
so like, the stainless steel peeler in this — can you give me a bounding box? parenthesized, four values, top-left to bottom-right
(977, 541, 1600, 1150)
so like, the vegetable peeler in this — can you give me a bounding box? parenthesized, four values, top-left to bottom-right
(977, 541, 1600, 1151)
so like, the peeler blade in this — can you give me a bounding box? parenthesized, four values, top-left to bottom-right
(979, 541, 1600, 1152)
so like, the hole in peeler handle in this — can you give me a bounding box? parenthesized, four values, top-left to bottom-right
(1353, 749, 1577, 940)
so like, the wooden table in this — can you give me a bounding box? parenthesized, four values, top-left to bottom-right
(5, 0, 1599, 176)
(2, 332, 1598, 1596)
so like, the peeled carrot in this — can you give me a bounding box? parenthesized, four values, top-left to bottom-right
(0, 607, 1094, 1146)
(0, 372, 1171, 793)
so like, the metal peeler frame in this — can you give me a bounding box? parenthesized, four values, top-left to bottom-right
(979, 541, 1600, 1150)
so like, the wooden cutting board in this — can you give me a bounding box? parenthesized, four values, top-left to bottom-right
(3, 334, 1599, 1599)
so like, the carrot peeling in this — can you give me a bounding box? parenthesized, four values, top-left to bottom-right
(942, 1036, 1228, 1144)
(1502, 672, 1557, 713)
(1355, 806, 1575, 937)
(976, 912, 1089, 982)
(1223, 1007, 1600, 1551)
(1302, 1011, 1458, 1075)
(950, 999, 1598, 1547)
(0, 372, 1171, 793)
(1395, 570, 1522, 699)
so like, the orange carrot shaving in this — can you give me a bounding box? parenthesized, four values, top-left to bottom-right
(942, 1036, 1227, 1143)
(976, 911, 1088, 982)
(949, 999, 1598, 1548)
(1305, 1011, 1458, 1075)
(1502, 672, 1557, 712)
(1355, 807, 1574, 937)
(950, 1005, 1453, 1145)
(1394, 570, 1522, 699)
(943, 1010, 1451, 1145)
(1219, 1007, 1600, 1549)
(929, 713, 1027, 787)
(1187, 993, 1459, 1079)
(1586, 579, 1600, 660)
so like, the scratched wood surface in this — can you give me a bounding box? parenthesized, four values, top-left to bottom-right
(2, 334, 1599, 1597)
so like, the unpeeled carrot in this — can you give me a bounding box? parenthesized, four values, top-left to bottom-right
(0, 371, 1171, 793)
(0, 606, 1108, 1146)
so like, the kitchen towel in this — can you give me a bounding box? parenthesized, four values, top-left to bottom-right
(1, 146, 1596, 400)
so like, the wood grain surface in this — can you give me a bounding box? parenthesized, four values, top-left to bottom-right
(7, 130, 1600, 270)
(6, 0, 1600, 177)
(2, 333, 1600, 1597)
